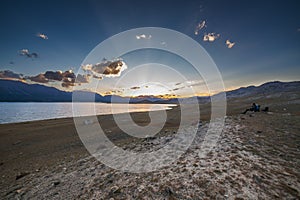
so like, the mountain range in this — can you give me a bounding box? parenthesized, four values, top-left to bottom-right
(0, 79, 299, 103)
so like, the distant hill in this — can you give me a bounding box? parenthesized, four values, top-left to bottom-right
(0, 79, 299, 103)
(0, 80, 176, 103)
(225, 81, 300, 99)
(0, 80, 72, 102)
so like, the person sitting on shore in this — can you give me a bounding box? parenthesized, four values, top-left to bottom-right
(242, 103, 260, 114)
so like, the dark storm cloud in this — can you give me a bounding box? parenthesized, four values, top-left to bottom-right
(19, 49, 38, 58)
(82, 59, 128, 78)
(0, 70, 23, 80)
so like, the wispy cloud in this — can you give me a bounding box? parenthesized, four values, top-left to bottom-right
(169, 80, 205, 92)
(130, 86, 140, 90)
(37, 33, 48, 40)
(19, 49, 38, 58)
(226, 39, 235, 48)
(82, 58, 128, 78)
(203, 33, 220, 42)
(92, 74, 103, 80)
(136, 34, 152, 40)
(160, 41, 167, 45)
(194, 20, 206, 35)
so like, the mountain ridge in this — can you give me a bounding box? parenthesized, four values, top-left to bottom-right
(0, 79, 299, 103)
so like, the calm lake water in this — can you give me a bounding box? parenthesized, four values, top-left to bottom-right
(0, 102, 175, 124)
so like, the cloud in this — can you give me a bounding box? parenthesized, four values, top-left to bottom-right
(61, 78, 75, 88)
(60, 70, 76, 88)
(0, 70, 23, 80)
(158, 94, 178, 99)
(169, 80, 205, 92)
(203, 33, 220, 42)
(27, 70, 89, 88)
(194, 20, 206, 35)
(184, 80, 205, 87)
(37, 33, 48, 40)
(82, 58, 128, 78)
(28, 74, 48, 83)
(130, 86, 140, 90)
(1, 69, 90, 88)
(19, 49, 38, 58)
(92, 74, 103, 80)
(226, 39, 235, 48)
(136, 34, 152, 39)
(76, 74, 90, 83)
(44, 70, 64, 81)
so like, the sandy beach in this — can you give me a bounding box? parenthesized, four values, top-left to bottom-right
(0, 99, 299, 199)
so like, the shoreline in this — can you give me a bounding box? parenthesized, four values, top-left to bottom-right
(0, 103, 178, 125)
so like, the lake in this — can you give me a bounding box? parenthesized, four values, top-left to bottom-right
(0, 102, 176, 124)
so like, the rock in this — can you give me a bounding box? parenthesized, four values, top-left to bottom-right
(16, 172, 30, 180)
(145, 136, 156, 141)
(53, 180, 61, 186)
(162, 186, 174, 196)
(13, 140, 22, 145)
(253, 174, 262, 184)
(110, 186, 120, 193)
(84, 119, 94, 125)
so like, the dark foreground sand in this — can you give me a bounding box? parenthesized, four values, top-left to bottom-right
(0, 100, 299, 199)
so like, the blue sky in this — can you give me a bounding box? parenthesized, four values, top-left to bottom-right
(0, 0, 299, 96)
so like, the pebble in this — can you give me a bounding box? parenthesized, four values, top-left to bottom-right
(53, 180, 60, 186)
(16, 172, 30, 180)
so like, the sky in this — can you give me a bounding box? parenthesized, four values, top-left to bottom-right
(0, 0, 299, 97)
